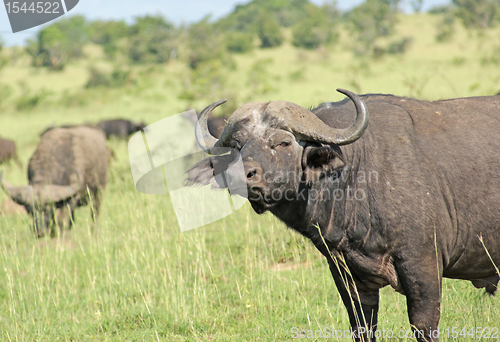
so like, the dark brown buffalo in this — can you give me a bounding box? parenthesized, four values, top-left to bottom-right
(187, 89, 500, 341)
(1, 126, 109, 237)
(97, 119, 146, 139)
(0, 137, 22, 168)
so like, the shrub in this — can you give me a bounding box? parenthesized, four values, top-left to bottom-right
(85, 66, 132, 88)
(15, 88, 50, 111)
(435, 12, 456, 42)
(347, 0, 400, 56)
(452, 0, 499, 29)
(179, 59, 229, 102)
(226, 32, 254, 53)
(127, 15, 177, 64)
(26, 15, 88, 70)
(387, 36, 413, 54)
(0, 83, 13, 108)
(88, 20, 128, 59)
(292, 4, 339, 50)
(257, 12, 284, 48)
(186, 17, 229, 69)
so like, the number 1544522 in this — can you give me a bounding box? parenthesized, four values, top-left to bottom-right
(5, 2, 60, 14)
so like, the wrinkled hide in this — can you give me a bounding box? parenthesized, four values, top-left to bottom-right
(187, 91, 500, 342)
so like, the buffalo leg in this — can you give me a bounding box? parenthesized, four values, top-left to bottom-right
(328, 259, 380, 341)
(397, 260, 442, 342)
(89, 189, 101, 234)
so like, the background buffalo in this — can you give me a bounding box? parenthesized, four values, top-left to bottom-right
(1, 126, 110, 237)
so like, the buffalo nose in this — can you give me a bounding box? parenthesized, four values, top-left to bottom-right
(225, 161, 263, 187)
(246, 167, 258, 180)
(244, 163, 263, 184)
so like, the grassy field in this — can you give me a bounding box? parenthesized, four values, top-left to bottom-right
(0, 13, 499, 341)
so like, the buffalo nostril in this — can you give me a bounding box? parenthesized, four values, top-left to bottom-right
(247, 169, 258, 179)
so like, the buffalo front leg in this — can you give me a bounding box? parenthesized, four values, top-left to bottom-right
(397, 259, 442, 342)
(328, 259, 380, 341)
(87, 188, 102, 235)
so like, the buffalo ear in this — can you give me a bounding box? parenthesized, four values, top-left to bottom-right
(186, 154, 234, 188)
(302, 146, 345, 184)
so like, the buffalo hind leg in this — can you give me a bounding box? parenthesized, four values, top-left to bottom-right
(328, 259, 380, 341)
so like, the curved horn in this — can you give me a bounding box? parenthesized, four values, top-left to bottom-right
(195, 99, 227, 151)
(37, 184, 80, 205)
(0, 171, 35, 206)
(264, 88, 369, 146)
(37, 168, 82, 205)
(333, 88, 369, 144)
(0, 170, 81, 207)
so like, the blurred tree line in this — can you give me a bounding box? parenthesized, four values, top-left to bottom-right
(7, 0, 498, 111)
(22, 0, 500, 71)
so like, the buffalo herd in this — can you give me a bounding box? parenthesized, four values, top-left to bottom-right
(0, 118, 144, 235)
(1, 89, 499, 341)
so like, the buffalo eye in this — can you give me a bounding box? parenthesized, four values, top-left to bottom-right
(276, 141, 290, 149)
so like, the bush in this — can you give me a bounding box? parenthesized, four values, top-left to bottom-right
(186, 17, 229, 69)
(216, 0, 311, 32)
(127, 15, 177, 64)
(59, 89, 90, 107)
(435, 12, 456, 42)
(88, 20, 128, 59)
(257, 12, 284, 48)
(26, 15, 88, 70)
(292, 3, 339, 50)
(226, 32, 254, 53)
(452, 0, 499, 29)
(85, 66, 132, 88)
(0, 83, 13, 108)
(347, 0, 400, 56)
(179, 59, 229, 102)
(15, 88, 50, 111)
(387, 36, 413, 54)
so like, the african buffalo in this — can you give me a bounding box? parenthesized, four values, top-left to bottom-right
(0, 137, 22, 168)
(0, 126, 109, 237)
(97, 119, 146, 139)
(187, 89, 500, 341)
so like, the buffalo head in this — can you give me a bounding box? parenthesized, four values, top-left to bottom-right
(0, 170, 81, 237)
(187, 89, 369, 216)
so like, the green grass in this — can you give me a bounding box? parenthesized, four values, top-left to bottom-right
(1, 13, 499, 341)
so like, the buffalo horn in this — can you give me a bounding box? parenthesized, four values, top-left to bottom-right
(195, 99, 227, 151)
(195, 89, 369, 151)
(0, 170, 81, 207)
(0, 171, 36, 206)
(265, 88, 369, 146)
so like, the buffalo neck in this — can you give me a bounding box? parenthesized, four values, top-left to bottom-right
(269, 144, 370, 257)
